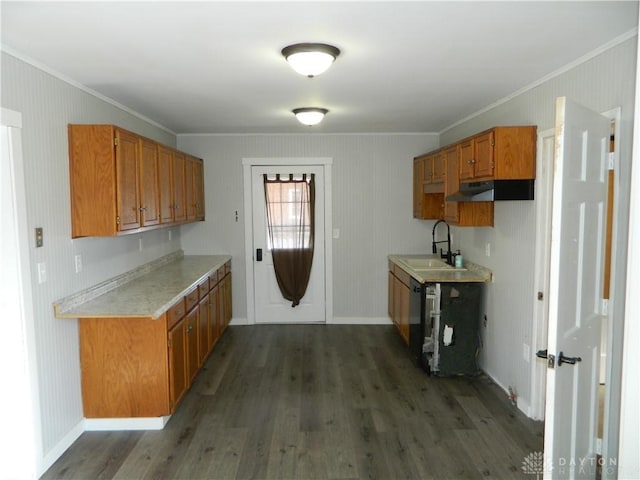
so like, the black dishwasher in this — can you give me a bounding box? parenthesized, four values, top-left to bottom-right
(409, 279, 482, 376)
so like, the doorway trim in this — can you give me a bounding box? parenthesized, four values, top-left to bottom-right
(530, 107, 623, 474)
(530, 127, 555, 420)
(1, 108, 43, 477)
(242, 157, 333, 325)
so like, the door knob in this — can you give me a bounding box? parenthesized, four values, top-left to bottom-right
(558, 351, 582, 366)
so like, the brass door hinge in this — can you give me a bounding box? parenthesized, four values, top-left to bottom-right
(115, 216, 120, 225)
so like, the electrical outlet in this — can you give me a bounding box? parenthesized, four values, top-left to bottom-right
(74, 254, 82, 273)
(168, 229, 172, 241)
(37, 262, 47, 284)
(485, 242, 491, 257)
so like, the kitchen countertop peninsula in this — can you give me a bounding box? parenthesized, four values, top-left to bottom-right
(388, 254, 492, 283)
(53, 251, 231, 319)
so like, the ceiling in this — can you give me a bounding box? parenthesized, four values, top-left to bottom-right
(1, 1, 638, 134)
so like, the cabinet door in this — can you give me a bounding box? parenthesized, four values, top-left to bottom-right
(185, 156, 196, 220)
(173, 151, 187, 222)
(158, 145, 174, 223)
(139, 138, 160, 226)
(198, 296, 209, 366)
(422, 156, 433, 184)
(194, 158, 205, 220)
(209, 285, 219, 349)
(168, 317, 187, 411)
(474, 130, 495, 179)
(185, 307, 199, 383)
(444, 146, 460, 224)
(433, 152, 445, 183)
(388, 270, 394, 319)
(398, 279, 410, 345)
(413, 158, 424, 218)
(115, 129, 141, 231)
(458, 139, 475, 181)
(225, 273, 232, 326)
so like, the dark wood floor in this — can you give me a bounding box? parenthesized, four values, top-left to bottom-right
(43, 325, 543, 479)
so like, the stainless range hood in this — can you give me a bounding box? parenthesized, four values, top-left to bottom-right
(446, 179, 535, 202)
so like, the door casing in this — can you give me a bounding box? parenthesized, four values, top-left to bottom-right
(242, 157, 333, 325)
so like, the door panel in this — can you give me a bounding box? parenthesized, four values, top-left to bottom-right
(252, 165, 325, 324)
(544, 97, 609, 479)
(115, 129, 140, 231)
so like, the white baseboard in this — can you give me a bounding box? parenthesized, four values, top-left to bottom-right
(329, 317, 392, 325)
(482, 369, 532, 418)
(38, 419, 84, 477)
(84, 415, 171, 431)
(229, 317, 248, 326)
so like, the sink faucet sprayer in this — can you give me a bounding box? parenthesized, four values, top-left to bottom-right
(432, 219, 454, 265)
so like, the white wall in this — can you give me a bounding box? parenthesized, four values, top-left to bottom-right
(1, 52, 182, 475)
(177, 133, 439, 322)
(439, 37, 637, 421)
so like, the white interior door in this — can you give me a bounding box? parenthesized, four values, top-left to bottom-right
(543, 97, 610, 479)
(251, 165, 325, 323)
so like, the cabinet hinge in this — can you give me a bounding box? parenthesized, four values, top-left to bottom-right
(114, 137, 119, 146)
(115, 216, 120, 225)
(608, 152, 615, 171)
(168, 339, 171, 348)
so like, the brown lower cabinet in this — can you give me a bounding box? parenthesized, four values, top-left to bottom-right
(79, 261, 232, 418)
(388, 261, 410, 346)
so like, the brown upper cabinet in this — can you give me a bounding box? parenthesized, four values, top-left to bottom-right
(413, 126, 535, 227)
(458, 127, 536, 181)
(413, 150, 446, 220)
(68, 124, 205, 238)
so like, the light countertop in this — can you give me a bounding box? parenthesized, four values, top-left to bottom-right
(388, 254, 492, 283)
(54, 254, 231, 320)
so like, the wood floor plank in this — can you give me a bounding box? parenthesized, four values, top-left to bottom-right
(42, 325, 543, 480)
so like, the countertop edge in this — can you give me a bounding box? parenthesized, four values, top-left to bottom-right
(388, 254, 492, 283)
(53, 253, 232, 320)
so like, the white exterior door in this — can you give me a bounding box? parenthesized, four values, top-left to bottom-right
(543, 97, 610, 479)
(251, 165, 325, 323)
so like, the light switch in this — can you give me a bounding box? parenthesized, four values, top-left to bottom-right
(37, 262, 47, 284)
(333, 228, 340, 239)
(35, 227, 43, 248)
(74, 254, 82, 273)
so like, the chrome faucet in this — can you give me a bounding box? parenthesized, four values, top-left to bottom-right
(432, 219, 453, 265)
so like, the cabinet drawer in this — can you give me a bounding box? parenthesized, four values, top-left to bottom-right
(167, 298, 186, 330)
(224, 261, 231, 275)
(197, 277, 210, 298)
(185, 287, 199, 312)
(209, 270, 219, 286)
(217, 266, 225, 280)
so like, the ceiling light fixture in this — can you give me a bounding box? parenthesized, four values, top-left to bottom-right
(293, 107, 328, 126)
(281, 43, 340, 77)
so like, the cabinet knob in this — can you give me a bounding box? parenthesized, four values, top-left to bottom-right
(139, 206, 147, 212)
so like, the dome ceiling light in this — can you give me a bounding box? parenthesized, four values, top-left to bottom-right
(292, 107, 328, 126)
(281, 43, 340, 77)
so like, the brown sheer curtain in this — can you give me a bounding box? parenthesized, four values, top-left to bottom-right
(264, 173, 315, 307)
